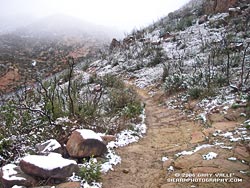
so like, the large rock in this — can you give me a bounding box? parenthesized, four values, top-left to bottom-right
(0, 164, 37, 188)
(19, 153, 78, 179)
(66, 129, 107, 158)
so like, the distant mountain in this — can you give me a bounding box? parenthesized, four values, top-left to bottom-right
(13, 14, 122, 41)
(0, 13, 38, 35)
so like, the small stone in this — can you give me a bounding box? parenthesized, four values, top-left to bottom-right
(122, 169, 129, 174)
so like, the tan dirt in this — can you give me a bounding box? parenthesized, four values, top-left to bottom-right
(102, 87, 250, 188)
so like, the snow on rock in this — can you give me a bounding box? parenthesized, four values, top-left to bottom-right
(66, 130, 107, 158)
(202, 152, 218, 160)
(0, 164, 37, 187)
(76, 129, 103, 142)
(19, 153, 78, 179)
(35, 139, 61, 154)
(1, 164, 26, 181)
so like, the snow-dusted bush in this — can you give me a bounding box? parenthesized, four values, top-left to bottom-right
(164, 73, 188, 94)
(78, 158, 102, 184)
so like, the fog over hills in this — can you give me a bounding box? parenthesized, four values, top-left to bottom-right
(0, 13, 122, 40)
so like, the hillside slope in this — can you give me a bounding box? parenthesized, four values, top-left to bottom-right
(87, 0, 250, 187)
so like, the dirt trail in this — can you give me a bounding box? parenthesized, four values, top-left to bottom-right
(102, 87, 250, 188)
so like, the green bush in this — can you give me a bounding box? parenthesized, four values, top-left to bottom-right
(188, 87, 204, 99)
(0, 134, 13, 165)
(78, 158, 102, 183)
(77, 102, 99, 124)
(122, 102, 143, 119)
(106, 87, 138, 114)
(101, 74, 124, 89)
(147, 47, 165, 67)
(176, 16, 194, 31)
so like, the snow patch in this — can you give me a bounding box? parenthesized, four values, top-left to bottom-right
(101, 148, 121, 173)
(228, 157, 237, 161)
(168, 166, 174, 172)
(101, 107, 146, 173)
(202, 152, 218, 160)
(162, 157, 169, 162)
(176, 144, 213, 157)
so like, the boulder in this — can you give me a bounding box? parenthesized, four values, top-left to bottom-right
(35, 139, 62, 155)
(66, 129, 107, 158)
(0, 164, 37, 188)
(19, 153, 78, 179)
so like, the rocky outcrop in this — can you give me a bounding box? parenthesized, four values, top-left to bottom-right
(204, 0, 239, 14)
(66, 129, 107, 158)
(0, 164, 37, 188)
(19, 153, 78, 179)
(109, 38, 121, 50)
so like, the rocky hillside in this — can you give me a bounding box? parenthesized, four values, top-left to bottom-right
(0, 0, 250, 187)
(0, 14, 118, 94)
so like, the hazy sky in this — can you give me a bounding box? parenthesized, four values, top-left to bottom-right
(0, 0, 190, 32)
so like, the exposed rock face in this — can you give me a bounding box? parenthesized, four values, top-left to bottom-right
(110, 38, 121, 50)
(66, 129, 107, 158)
(0, 164, 37, 188)
(19, 153, 78, 179)
(204, 0, 239, 14)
